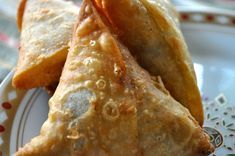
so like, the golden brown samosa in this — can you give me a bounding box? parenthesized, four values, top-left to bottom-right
(93, 0, 204, 125)
(13, 0, 79, 89)
(15, 0, 213, 155)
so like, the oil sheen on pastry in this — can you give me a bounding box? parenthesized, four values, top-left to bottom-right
(15, 0, 213, 155)
(93, 0, 204, 125)
(12, 0, 79, 89)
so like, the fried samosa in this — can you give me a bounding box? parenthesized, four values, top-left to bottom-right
(93, 0, 204, 125)
(12, 0, 79, 89)
(15, 0, 213, 155)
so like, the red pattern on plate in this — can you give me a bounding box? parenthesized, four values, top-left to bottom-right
(181, 13, 189, 20)
(0, 33, 8, 42)
(180, 12, 235, 26)
(0, 125, 5, 133)
(206, 15, 214, 21)
(232, 18, 235, 24)
(2, 102, 12, 109)
(0, 32, 19, 48)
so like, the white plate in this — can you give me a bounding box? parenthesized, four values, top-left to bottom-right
(1, 8, 235, 156)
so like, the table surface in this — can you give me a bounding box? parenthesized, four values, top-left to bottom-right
(0, 0, 234, 83)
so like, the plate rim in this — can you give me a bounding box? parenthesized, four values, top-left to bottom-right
(177, 6, 235, 27)
(177, 6, 235, 17)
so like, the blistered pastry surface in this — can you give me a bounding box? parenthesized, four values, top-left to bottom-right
(15, 0, 79, 78)
(15, 0, 213, 155)
(94, 0, 203, 125)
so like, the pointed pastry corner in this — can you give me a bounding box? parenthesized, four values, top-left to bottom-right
(14, 0, 79, 89)
(91, 0, 205, 126)
(191, 125, 215, 155)
(15, 0, 136, 155)
(12, 47, 67, 89)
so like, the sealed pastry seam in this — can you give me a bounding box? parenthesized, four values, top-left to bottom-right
(15, 0, 214, 155)
(92, 0, 204, 125)
(13, 0, 79, 89)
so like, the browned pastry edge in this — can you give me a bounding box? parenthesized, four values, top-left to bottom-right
(14, 0, 214, 155)
(91, 0, 204, 125)
(17, 0, 27, 31)
(12, 47, 67, 89)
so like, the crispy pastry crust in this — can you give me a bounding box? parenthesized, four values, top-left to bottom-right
(93, 0, 204, 125)
(13, 0, 79, 89)
(15, 0, 204, 127)
(15, 0, 213, 155)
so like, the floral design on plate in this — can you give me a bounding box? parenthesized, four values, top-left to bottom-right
(204, 127, 223, 148)
(203, 94, 235, 155)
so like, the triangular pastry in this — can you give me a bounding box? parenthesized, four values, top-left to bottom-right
(15, 0, 213, 155)
(13, 0, 79, 89)
(93, 0, 204, 125)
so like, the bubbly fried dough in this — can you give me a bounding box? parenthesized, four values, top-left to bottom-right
(93, 0, 204, 125)
(13, 0, 79, 89)
(15, 1, 213, 155)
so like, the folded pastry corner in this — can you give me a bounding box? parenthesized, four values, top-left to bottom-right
(93, 0, 204, 125)
(15, 0, 213, 155)
(12, 0, 79, 89)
